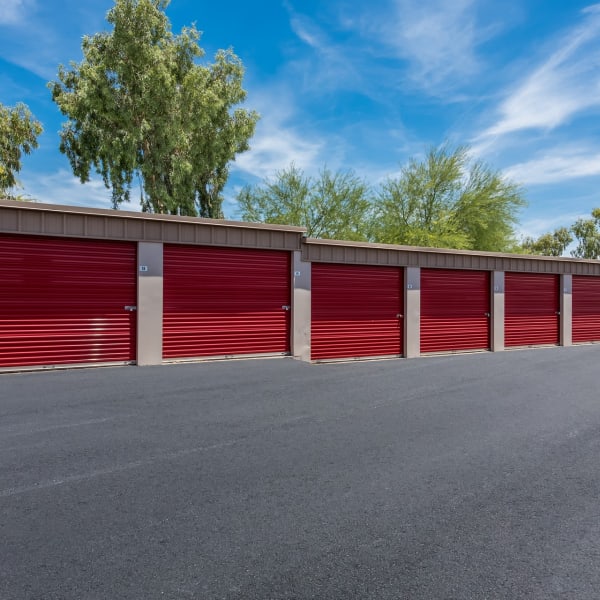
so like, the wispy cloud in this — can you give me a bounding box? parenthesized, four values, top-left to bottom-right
(21, 169, 139, 211)
(504, 146, 600, 185)
(478, 4, 600, 142)
(385, 0, 481, 90)
(283, 0, 513, 105)
(0, 0, 33, 25)
(285, 7, 364, 95)
(335, 0, 496, 96)
(233, 90, 324, 180)
(0, 0, 108, 80)
(517, 212, 587, 241)
(288, 13, 323, 50)
(235, 125, 322, 180)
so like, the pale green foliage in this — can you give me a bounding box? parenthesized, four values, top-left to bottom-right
(0, 102, 43, 198)
(373, 145, 526, 251)
(571, 208, 600, 259)
(522, 227, 573, 257)
(374, 146, 468, 248)
(454, 161, 525, 251)
(523, 209, 600, 259)
(237, 165, 371, 240)
(49, 0, 258, 217)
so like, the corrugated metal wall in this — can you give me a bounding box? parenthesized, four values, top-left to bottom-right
(311, 263, 403, 360)
(163, 245, 291, 359)
(0, 235, 137, 367)
(6, 203, 600, 368)
(573, 275, 600, 343)
(302, 238, 600, 276)
(505, 273, 559, 347)
(0, 200, 304, 251)
(420, 269, 490, 353)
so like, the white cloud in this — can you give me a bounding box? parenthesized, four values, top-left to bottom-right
(504, 148, 600, 185)
(0, 1, 108, 80)
(336, 0, 491, 95)
(285, 0, 496, 101)
(235, 128, 322, 180)
(21, 169, 139, 211)
(233, 91, 324, 180)
(0, 0, 33, 25)
(285, 8, 364, 95)
(289, 14, 323, 50)
(517, 212, 586, 242)
(388, 0, 480, 89)
(478, 5, 600, 141)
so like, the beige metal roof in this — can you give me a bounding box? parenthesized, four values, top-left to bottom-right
(0, 198, 307, 233)
(303, 236, 599, 265)
(2, 199, 599, 273)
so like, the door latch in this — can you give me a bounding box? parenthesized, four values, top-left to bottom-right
(124, 305, 137, 311)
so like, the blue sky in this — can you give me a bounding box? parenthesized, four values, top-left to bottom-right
(1, 0, 600, 241)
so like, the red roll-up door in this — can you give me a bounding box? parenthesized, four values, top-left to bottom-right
(163, 245, 290, 358)
(311, 263, 403, 360)
(505, 272, 559, 347)
(573, 275, 600, 343)
(421, 269, 490, 353)
(0, 235, 137, 368)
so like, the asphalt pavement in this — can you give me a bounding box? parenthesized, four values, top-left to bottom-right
(2, 346, 600, 599)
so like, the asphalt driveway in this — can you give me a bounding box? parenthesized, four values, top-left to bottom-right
(2, 346, 600, 599)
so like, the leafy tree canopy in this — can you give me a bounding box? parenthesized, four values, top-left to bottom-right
(49, 0, 258, 217)
(372, 145, 526, 251)
(522, 227, 573, 257)
(237, 165, 371, 240)
(0, 102, 43, 198)
(571, 208, 600, 259)
(521, 209, 600, 259)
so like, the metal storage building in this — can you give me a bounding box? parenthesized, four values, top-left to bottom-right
(2, 199, 600, 370)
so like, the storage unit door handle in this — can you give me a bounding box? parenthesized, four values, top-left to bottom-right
(282, 305, 291, 311)
(485, 312, 491, 317)
(124, 305, 137, 311)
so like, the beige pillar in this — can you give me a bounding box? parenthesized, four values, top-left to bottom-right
(491, 271, 505, 351)
(291, 251, 311, 362)
(404, 267, 420, 358)
(560, 274, 572, 347)
(137, 242, 163, 366)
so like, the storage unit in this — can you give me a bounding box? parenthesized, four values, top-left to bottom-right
(6, 201, 600, 370)
(572, 275, 600, 343)
(311, 263, 403, 360)
(420, 269, 490, 353)
(505, 272, 559, 347)
(163, 245, 291, 359)
(0, 235, 137, 367)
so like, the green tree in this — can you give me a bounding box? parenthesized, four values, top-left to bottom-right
(522, 227, 573, 256)
(0, 102, 43, 198)
(571, 208, 600, 259)
(372, 145, 526, 251)
(237, 165, 371, 240)
(49, 0, 258, 217)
